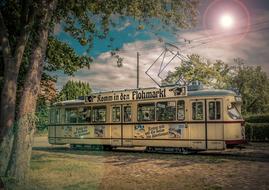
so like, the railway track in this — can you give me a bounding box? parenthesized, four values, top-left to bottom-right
(32, 143, 269, 163)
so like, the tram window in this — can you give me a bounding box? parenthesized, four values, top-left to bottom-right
(112, 106, 121, 122)
(50, 108, 60, 124)
(55, 109, 60, 123)
(156, 101, 176, 121)
(137, 103, 155, 121)
(50, 109, 55, 123)
(65, 108, 78, 123)
(124, 106, 132, 122)
(93, 106, 106, 122)
(77, 107, 91, 123)
(177, 100, 185, 121)
(209, 101, 221, 120)
(192, 102, 203, 120)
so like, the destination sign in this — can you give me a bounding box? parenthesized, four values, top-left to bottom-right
(86, 86, 187, 103)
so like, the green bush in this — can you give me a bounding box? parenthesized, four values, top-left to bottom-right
(36, 98, 49, 132)
(244, 114, 269, 123)
(245, 123, 269, 141)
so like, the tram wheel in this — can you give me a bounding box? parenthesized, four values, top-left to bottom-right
(70, 144, 77, 149)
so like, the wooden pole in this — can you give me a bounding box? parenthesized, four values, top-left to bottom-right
(137, 52, 139, 89)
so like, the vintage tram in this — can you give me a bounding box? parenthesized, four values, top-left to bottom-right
(48, 85, 245, 151)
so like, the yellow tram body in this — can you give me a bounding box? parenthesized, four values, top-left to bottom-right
(48, 86, 245, 151)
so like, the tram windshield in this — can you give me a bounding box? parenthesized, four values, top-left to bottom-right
(227, 103, 242, 120)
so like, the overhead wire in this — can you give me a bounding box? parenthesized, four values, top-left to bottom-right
(106, 15, 269, 87)
(156, 25, 269, 80)
(155, 16, 269, 53)
(150, 18, 269, 86)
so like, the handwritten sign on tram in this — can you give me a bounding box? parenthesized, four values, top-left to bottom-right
(86, 86, 187, 103)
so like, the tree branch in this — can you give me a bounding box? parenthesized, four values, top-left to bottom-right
(247, 98, 258, 111)
(0, 11, 12, 67)
(13, 2, 37, 70)
(20, 0, 31, 27)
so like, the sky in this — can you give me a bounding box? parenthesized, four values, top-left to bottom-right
(53, 0, 269, 92)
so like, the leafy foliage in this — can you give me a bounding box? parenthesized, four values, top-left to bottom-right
(164, 55, 269, 115)
(45, 37, 92, 75)
(245, 123, 269, 142)
(57, 80, 91, 101)
(1, 0, 199, 133)
(0, 0, 200, 180)
(163, 54, 231, 88)
(245, 114, 269, 123)
(1, 0, 199, 95)
(54, 0, 198, 50)
(35, 97, 49, 131)
(229, 59, 269, 114)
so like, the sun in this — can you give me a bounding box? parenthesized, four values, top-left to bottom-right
(220, 14, 234, 29)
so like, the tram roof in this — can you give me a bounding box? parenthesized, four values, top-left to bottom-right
(53, 87, 237, 106)
(86, 87, 236, 96)
(188, 89, 236, 97)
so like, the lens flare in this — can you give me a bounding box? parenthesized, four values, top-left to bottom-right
(203, 0, 250, 44)
(220, 14, 234, 29)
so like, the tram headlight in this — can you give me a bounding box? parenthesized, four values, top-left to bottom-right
(235, 96, 242, 102)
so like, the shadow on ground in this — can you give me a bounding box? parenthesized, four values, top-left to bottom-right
(32, 143, 269, 168)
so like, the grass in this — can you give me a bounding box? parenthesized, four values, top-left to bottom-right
(4, 150, 106, 190)
(34, 129, 48, 137)
(29, 151, 105, 190)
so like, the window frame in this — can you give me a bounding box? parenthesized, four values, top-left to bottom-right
(156, 101, 176, 121)
(49, 108, 55, 124)
(65, 107, 78, 124)
(177, 100, 185, 121)
(55, 108, 60, 124)
(123, 105, 132, 123)
(77, 107, 92, 123)
(49, 108, 61, 124)
(192, 101, 204, 121)
(92, 106, 107, 123)
(112, 106, 121, 122)
(208, 101, 221, 120)
(137, 102, 156, 122)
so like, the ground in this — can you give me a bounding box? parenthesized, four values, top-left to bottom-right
(6, 136, 269, 190)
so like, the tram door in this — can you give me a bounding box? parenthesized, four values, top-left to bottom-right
(111, 104, 133, 146)
(190, 99, 224, 150)
(122, 104, 133, 146)
(206, 99, 224, 150)
(189, 99, 207, 150)
(111, 105, 122, 146)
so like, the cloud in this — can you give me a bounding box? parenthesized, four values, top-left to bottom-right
(56, 27, 269, 92)
(177, 7, 269, 73)
(56, 40, 171, 91)
(56, 9, 269, 92)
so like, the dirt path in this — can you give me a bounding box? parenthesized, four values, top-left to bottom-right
(26, 136, 269, 190)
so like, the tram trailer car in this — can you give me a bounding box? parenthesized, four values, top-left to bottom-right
(48, 86, 245, 151)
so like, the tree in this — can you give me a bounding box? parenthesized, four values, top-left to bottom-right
(163, 54, 231, 88)
(164, 55, 269, 115)
(229, 59, 269, 115)
(0, 0, 199, 182)
(57, 80, 92, 101)
(0, 12, 91, 181)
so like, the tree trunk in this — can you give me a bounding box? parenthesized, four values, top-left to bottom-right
(0, 7, 35, 176)
(0, 59, 17, 176)
(6, 0, 57, 182)
(0, 128, 14, 176)
(0, 34, 31, 177)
